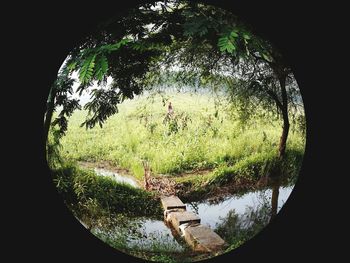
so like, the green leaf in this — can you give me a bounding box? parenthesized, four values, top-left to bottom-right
(218, 35, 236, 54)
(79, 54, 96, 84)
(219, 45, 226, 52)
(94, 55, 108, 81)
(262, 53, 273, 62)
(230, 31, 239, 38)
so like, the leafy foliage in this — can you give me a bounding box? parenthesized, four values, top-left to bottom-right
(183, 14, 210, 37)
(71, 38, 132, 85)
(50, 73, 81, 138)
(218, 30, 238, 53)
(82, 88, 121, 129)
(79, 53, 96, 84)
(94, 55, 108, 81)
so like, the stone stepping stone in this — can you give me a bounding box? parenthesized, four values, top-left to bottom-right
(161, 195, 186, 210)
(167, 211, 201, 233)
(183, 224, 226, 253)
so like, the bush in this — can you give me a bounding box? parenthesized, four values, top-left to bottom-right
(51, 162, 162, 217)
(207, 148, 303, 187)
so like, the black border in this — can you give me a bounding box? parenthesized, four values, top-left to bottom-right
(7, 0, 337, 262)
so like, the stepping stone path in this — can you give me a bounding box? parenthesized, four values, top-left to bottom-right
(160, 195, 227, 253)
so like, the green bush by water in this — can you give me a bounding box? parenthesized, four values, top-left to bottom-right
(51, 161, 162, 217)
(207, 148, 303, 186)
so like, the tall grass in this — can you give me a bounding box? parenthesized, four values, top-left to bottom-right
(56, 91, 305, 179)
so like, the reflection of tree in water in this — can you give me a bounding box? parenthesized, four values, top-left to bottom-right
(214, 190, 275, 250)
(270, 182, 280, 221)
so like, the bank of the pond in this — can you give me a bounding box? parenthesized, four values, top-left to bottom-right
(67, 152, 302, 207)
(73, 147, 302, 203)
(172, 148, 302, 202)
(79, 184, 293, 262)
(51, 162, 162, 217)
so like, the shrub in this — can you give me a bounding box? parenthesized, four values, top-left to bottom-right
(51, 162, 162, 217)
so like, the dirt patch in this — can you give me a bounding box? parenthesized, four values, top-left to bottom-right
(146, 172, 264, 203)
(145, 176, 178, 196)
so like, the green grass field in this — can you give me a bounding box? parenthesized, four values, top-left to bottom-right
(56, 91, 305, 181)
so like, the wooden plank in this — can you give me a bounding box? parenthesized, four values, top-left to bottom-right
(160, 195, 186, 210)
(183, 224, 226, 253)
(167, 211, 201, 233)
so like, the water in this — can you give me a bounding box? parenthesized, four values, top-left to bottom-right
(186, 186, 293, 229)
(92, 217, 185, 252)
(94, 168, 140, 188)
(130, 219, 185, 251)
(89, 185, 294, 253)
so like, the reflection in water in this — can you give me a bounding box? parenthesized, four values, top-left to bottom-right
(91, 216, 185, 252)
(270, 182, 280, 221)
(186, 186, 293, 229)
(214, 183, 289, 249)
(94, 168, 139, 188)
(79, 184, 294, 257)
(214, 202, 271, 248)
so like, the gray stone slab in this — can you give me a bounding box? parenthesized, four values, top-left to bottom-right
(161, 195, 186, 210)
(167, 211, 201, 233)
(164, 208, 186, 220)
(184, 224, 226, 253)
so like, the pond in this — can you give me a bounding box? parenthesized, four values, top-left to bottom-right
(186, 186, 293, 229)
(85, 183, 294, 257)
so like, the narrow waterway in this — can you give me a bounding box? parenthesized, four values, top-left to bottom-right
(94, 167, 140, 188)
(88, 183, 294, 251)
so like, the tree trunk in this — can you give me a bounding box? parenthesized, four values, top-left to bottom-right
(43, 87, 56, 146)
(278, 109, 290, 158)
(278, 75, 289, 159)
